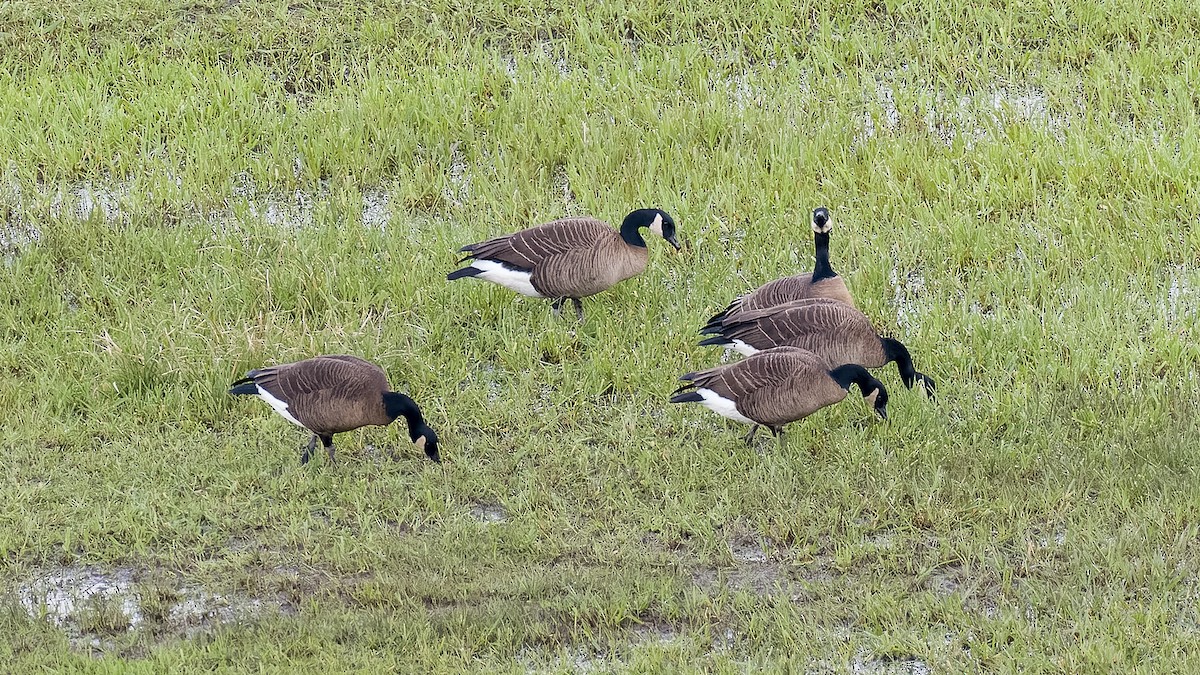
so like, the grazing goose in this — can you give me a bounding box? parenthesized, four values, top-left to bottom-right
(698, 298, 936, 397)
(229, 355, 440, 464)
(447, 208, 680, 320)
(702, 206, 854, 334)
(670, 346, 888, 443)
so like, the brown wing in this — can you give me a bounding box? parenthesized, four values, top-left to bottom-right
(317, 355, 388, 381)
(688, 346, 820, 399)
(725, 301, 886, 368)
(691, 347, 845, 426)
(529, 242, 648, 298)
(462, 217, 617, 270)
(251, 356, 391, 433)
(734, 273, 855, 315)
(718, 299, 858, 349)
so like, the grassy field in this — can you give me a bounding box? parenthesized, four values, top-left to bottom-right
(2, 0, 1199, 671)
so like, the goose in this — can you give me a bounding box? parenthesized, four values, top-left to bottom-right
(670, 346, 888, 443)
(698, 298, 936, 397)
(701, 206, 853, 334)
(447, 208, 680, 320)
(229, 355, 440, 464)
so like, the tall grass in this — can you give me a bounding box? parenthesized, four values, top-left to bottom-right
(0, 0, 1197, 671)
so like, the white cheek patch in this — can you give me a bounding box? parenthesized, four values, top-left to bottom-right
(695, 388, 755, 424)
(864, 389, 878, 407)
(415, 435, 427, 451)
(811, 218, 833, 234)
(649, 213, 663, 237)
(470, 259, 544, 297)
(256, 386, 305, 428)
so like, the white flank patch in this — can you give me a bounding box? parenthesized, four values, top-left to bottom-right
(729, 339, 759, 356)
(470, 259, 544, 297)
(695, 388, 755, 424)
(648, 213, 664, 237)
(256, 386, 305, 427)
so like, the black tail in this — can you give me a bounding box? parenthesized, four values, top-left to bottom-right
(228, 375, 258, 396)
(669, 374, 701, 402)
(698, 335, 732, 347)
(700, 302, 736, 333)
(669, 389, 703, 404)
(446, 266, 481, 282)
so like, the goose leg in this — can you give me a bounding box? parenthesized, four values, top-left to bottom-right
(551, 297, 566, 318)
(321, 434, 336, 465)
(770, 426, 786, 444)
(742, 425, 761, 445)
(571, 297, 585, 322)
(301, 435, 317, 465)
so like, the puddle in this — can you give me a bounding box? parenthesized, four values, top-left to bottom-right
(866, 531, 896, 551)
(18, 566, 143, 630)
(862, 81, 1068, 147)
(442, 142, 470, 208)
(16, 564, 290, 652)
(361, 188, 391, 229)
(889, 256, 926, 331)
(469, 501, 508, 524)
(248, 190, 316, 229)
(49, 180, 130, 224)
(709, 69, 770, 111)
(1033, 525, 1067, 548)
(1163, 265, 1196, 328)
(550, 163, 579, 213)
(519, 645, 616, 674)
(0, 219, 40, 265)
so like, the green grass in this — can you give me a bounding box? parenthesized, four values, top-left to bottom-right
(1, 0, 1199, 671)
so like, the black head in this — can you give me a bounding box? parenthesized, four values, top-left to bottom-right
(863, 380, 889, 420)
(811, 206, 832, 234)
(383, 392, 440, 462)
(914, 372, 937, 400)
(625, 208, 680, 250)
(412, 425, 440, 463)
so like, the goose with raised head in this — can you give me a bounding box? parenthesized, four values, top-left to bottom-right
(699, 298, 936, 397)
(702, 206, 853, 334)
(229, 355, 440, 464)
(670, 346, 888, 444)
(447, 208, 680, 320)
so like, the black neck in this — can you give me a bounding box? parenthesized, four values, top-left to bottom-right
(620, 212, 649, 248)
(880, 337, 917, 387)
(829, 363, 876, 395)
(811, 231, 836, 282)
(383, 391, 425, 438)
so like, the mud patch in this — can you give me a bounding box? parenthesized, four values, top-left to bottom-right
(852, 655, 932, 674)
(16, 564, 291, 653)
(630, 619, 680, 646)
(728, 533, 769, 563)
(692, 531, 799, 597)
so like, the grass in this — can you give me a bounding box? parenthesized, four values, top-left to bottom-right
(1, 0, 1198, 671)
